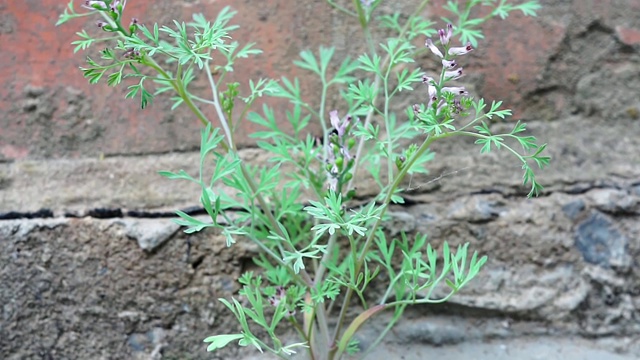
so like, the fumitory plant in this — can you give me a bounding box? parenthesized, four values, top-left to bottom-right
(57, 0, 548, 359)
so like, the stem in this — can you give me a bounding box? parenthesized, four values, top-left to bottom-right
(346, 0, 431, 192)
(326, 0, 358, 17)
(204, 62, 236, 151)
(331, 130, 457, 347)
(319, 81, 329, 162)
(354, 305, 406, 360)
(383, 69, 392, 187)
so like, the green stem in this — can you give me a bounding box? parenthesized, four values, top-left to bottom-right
(331, 130, 457, 347)
(354, 304, 406, 360)
(345, 0, 430, 192)
(326, 0, 358, 17)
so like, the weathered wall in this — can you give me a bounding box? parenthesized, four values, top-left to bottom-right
(1, 0, 640, 359)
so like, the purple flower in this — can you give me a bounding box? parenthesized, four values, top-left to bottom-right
(96, 21, 109, 29)
(442, 86, 469, 96)
(442, 59, 457, 69)
(448, 42, 474, 56)
(425, 38, 444, 58)
(329, 110, 352, 138)
(110, 0, 127, 12)
(439, 24, 453, 46)
(444, 67, 464, 80)
(360, 0, 374, 6)
(83, 1, 107, 10)
(123, 48, 141, 59)
(268, 286, 287, 307)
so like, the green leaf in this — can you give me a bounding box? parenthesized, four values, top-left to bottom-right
(173, 210, 215, 233)
(71, 30, 96, 53)
(357, 53, 381, 75)
(294, 49, 321, 75)
(331, 56, 359, 84)
(158, 169, 197, 183)
(204, 334, 244, 352)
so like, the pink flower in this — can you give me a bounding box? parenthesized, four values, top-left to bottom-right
(448, 42, 474, 56)
(442, 87, 469, 96)
(83, 1, 107, 10)
(444, 67, 464, 80)
(439, 24, 453, 46)
(329, 110, 352, 138)
(425, 39, 444, 58)
(442, 59, 457, 69)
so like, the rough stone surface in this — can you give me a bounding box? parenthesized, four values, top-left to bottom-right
(1, 0, 640, 359)
(0, 218, 259, 359)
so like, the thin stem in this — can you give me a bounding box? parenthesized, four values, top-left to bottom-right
(383, 68, 393, 187)
(204, 61, 236, 151)
(319, 81, 329, 161)
(325, 0, 432, 348)
(326, 0, 358, 17)
(354, 305, 406, 360)
(314, 233, 337, 284)
(346, 0, 431, 192)
(331, 130, 457, 347)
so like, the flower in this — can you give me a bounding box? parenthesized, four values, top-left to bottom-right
(110, 0, 126, 12)
(324, 110, 357, 192)
(425, 38, 444, 58)
(82, 1, 107, 10)
(439, 23, 453, 46)
(329, 110, 354, 138)
(442, 86, 469, 96)
(442, 59, 457, 69)
(448, 42, 474, 56)
(444, 67, 464, 80)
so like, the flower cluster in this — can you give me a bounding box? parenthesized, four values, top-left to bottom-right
(417, 24, 473, 119)
(267, 286, 296, 317)
(85, 0, 138, 32)
(324, 111, 357, 193)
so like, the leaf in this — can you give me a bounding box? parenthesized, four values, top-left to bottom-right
(158, 169, 197, 182)
(294, 49, 321, 75)
(173, 210, 216, 233)
(203, 334, 244, 352)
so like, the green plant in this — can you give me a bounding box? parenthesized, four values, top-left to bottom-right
(58, 0, 548, 359)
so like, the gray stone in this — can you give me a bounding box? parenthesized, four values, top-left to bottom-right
(588, 189, 638, 214)
(575, 212, 631, 270)
(0, 218, 68, 240)
(562, 199, 586, 220)
(384, 211, 417, 236)
(426, 263, 588, 320)
(447, 196, 506, 223)
(121, 218, 181, 251)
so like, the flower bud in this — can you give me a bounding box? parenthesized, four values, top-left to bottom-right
(346, 189, 357, 200)
(84, 1, 107, 10)
(129, 18, 139, 35)
(439, 24, 453, 46)
(96, 21, 114, 32)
